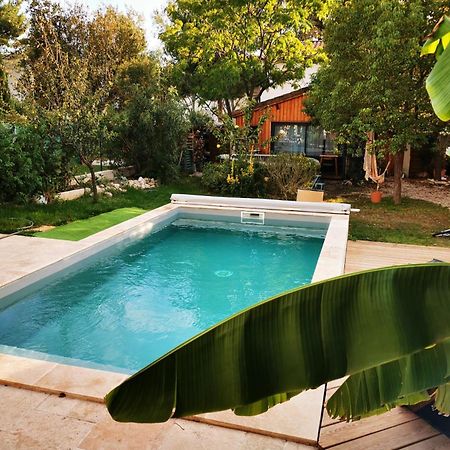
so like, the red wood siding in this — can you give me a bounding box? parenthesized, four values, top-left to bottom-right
(234, 92, 311, 153)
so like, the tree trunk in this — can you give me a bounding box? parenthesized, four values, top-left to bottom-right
(434, 154, 443, 181)
(393, 151, 404, 205)
(88, 164, 98, 202)
(224, 98, 233, 117)
(435, 134, 450, 180)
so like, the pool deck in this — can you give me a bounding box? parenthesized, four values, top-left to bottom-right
(0, 233, 449, 448)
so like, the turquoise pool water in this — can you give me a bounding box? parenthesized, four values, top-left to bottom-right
(0, 218, 325, 373)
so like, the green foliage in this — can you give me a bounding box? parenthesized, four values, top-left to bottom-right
(23, 1, 146, 110)
(214, 102, 268, 154)
(0, 120, 67, 202)
(105, 263, 450, 422)
(305, 0, 448, 203)
(106, 52, 191, 183)
(202, 152, 319, 200)
(113, 55, 161, 108)
(20, 1, 191, 190)
(265, 153, 320, 200)
(201, 158, 268, 198)
(159, 0, 334, 111)
(112, 90, 190, 182)
(0, 0, 26, 105)
(53, 101, 116, 201)
(307, 0, 446, 147)
(188, 109, 214, 132)
(200, 162, 229, 193)
(0, 0, 25, 47)
(434, 382, 450, 415)
(422, 15, 450, 121)
(19, 1, 150, 200)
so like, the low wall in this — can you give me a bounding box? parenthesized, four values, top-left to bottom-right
(55, 188, 86, 201)
(59, 166, 135, 201)
(70, 166, 135, 187)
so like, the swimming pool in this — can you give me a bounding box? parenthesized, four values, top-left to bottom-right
(0, 196, 350, 375)
(0, 215, 326, 373)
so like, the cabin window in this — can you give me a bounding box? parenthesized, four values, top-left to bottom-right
(272, 124, 306, 154)
(271, 122, 334, 157)
(305, 126, 326, 156)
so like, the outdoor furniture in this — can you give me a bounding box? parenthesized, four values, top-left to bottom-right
(311, 175, 325, 190)
(320, 154, 339, 177)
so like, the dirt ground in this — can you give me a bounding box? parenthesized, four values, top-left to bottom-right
(325, 177, 450, 208)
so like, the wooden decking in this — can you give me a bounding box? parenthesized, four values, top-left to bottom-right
(317, 241, 450, 449)
(345, 240, 450, 273)
(319, 384, 447, 450)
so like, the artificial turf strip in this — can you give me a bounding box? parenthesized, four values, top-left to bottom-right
(34, 207, 147, 241)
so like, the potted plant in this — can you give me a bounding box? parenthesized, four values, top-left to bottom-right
(364, 148, 390, 204)
(370, 182, 383, 203)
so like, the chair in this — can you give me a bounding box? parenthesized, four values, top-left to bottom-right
(311, 175, 325, 191)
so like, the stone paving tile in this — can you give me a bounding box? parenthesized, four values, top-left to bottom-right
(153, 420, 312, 450)
(0, 353, 57, 385)
(35, 364, 127, 400)
(11, 408, 94, 449)
(79, 415, 312, 450)
(199, 387, 323, 442)
(37, 394, 108, 423)
(0, 430, 32, 450)
(1, 385, 95, 449)
(0, 385, 49, 432)
(78, 417, 173, 450)
(0, 235, 79, 287)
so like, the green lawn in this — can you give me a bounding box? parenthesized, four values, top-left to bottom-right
(35, 207, 146, 241)
(343, 196, 450, 248)
(0, 177, 207, 236)
(1, 179, 449, 247)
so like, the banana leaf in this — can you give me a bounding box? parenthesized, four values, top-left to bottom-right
(421, 15, 450, 57)
(422, 16, 450, 121)
(435, 383, 450, 415)
(326, 339, 450, 420)
(426, 44, 450, 122)
(105, 263, 450, 423)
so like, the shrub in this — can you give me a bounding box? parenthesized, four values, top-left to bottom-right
(266, 153, 319, 200)
(201, 161, 229, 193)
(111, 92, 190, 183)
(202, 158, 268, 198)
(0, 121, 68, 203)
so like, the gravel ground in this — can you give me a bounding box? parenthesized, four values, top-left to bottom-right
(381, 178, 450, 208)
(327, 178, 450, 209)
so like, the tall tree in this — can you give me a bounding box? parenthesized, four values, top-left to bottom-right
(306, 0, 448, 203)
(22, 1, 147, 110)
(0, 0, 26, 104)
(21, 0, 148, 200)
(159, 0, 335, 116)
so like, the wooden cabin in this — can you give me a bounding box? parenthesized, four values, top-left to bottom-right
(232, 89, 440, 180)
(232, 89, 335, 157)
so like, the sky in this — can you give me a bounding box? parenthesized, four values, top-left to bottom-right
(61, 0, 168, 50)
